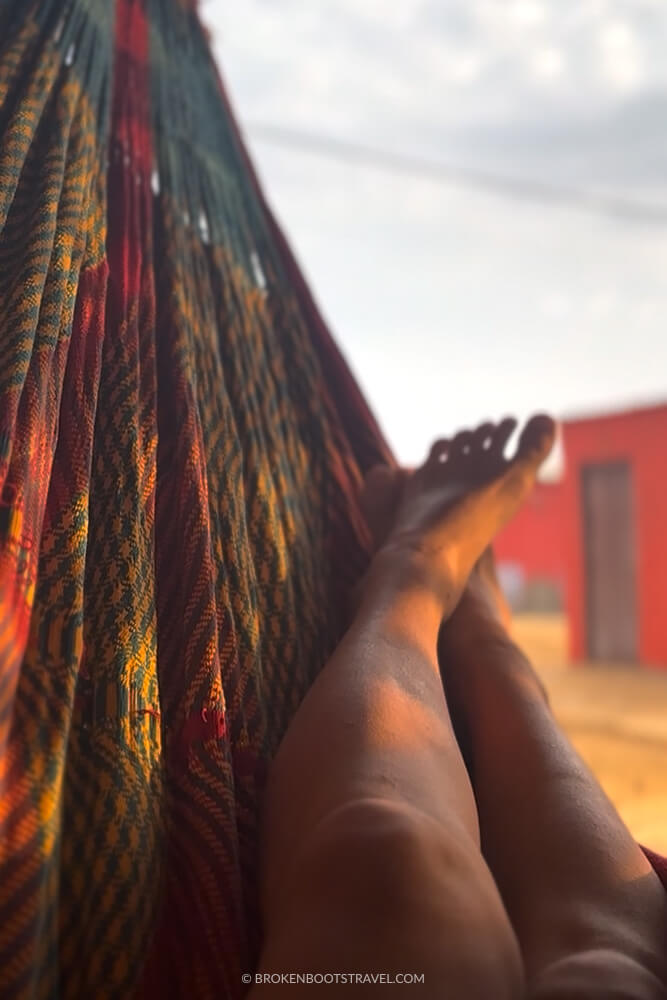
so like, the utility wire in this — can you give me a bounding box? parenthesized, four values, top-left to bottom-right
(245, 121, 667, 227)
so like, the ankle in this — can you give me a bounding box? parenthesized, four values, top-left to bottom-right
(365, 542, 460, 612)
(355, 549, 450, 651)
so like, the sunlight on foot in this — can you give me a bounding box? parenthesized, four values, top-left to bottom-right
(360, 414, 556, 618)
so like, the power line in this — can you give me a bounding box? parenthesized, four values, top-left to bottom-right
(245, 121, 667, 227)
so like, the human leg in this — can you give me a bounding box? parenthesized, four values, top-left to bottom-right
(439, 564, 667, 999)
(250, 416, 554, 997)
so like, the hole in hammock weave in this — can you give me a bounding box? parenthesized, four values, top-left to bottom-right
(250, 251, 267, 291)
(198, 210, 210, 244)
(64, 43, 75, 66)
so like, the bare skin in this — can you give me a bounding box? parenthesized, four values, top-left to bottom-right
(250, 414, 555, 998)
(439, 560, 667, 999)
(249, 413, 667, 998)
(358, 420, 667, 997)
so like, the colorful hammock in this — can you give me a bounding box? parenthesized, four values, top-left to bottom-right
(1, 3, 665, 999)
(0, 1, 392, 996)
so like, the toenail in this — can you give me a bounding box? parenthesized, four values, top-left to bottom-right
(462, 445, 471, 455)
(483, 437, 492, 450)
(438, 453, 448, 463)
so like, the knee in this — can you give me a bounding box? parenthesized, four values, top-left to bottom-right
(302, 797, 455, 897)
(528, 949, 667, 1000)
(290, 797, 523, 997)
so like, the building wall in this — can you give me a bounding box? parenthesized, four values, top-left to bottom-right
(494, 481, 566, 596)
(562, 404, 667, 668)
(494, 403, 667, 669)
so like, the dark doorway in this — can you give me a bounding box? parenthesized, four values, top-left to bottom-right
(581, 461, 638, 662)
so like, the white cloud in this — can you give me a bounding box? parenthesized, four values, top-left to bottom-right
(598, 19, 643, 92)
(530, 46, 565, 80)
(586, 290, 617, 319)
(540, 291, 572, 320)
(449, 50, 486, 85)
(508, 0, 548, 29)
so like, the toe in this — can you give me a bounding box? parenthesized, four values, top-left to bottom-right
(449, 429, 475, 462)
(472, 422, 496, 453)
(427, 438, 450, 465)
(470, 421, 504, 480)
(516, 414, 556, 462)
(494, 414, 557, 513)
(492, 417, 518, 459)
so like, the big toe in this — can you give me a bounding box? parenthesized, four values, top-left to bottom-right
(516, 413, 557, 464)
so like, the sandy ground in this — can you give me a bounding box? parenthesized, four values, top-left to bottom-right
(512, 613, 667, 855)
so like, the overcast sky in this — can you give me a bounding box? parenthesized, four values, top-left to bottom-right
(201, 0, 667, 467)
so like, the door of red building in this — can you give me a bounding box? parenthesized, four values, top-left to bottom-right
(581, 461, 638, 662)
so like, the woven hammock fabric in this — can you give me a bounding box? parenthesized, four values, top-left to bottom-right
(0, 1, 393, 996)
(2, 3, 666, 999)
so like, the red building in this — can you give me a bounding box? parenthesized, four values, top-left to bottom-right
(495, 402, 667, 670)
(494, 480, 566, 609)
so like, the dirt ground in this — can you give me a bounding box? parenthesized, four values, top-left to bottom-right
(512, 613, 667, 855)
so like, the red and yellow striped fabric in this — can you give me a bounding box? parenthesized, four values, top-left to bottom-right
(0, 2, 392, 996)
(3, 4, 664, 999)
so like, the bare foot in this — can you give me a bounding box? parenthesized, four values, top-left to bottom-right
(359, 414, 556, 621)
